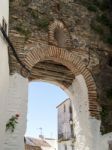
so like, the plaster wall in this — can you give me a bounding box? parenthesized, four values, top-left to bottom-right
(45, 139, 57, 150)
(66, 74, 112, 150)
(0, 0, 9, 149)
(100, 132, 112, 150)
(4, 73, 28, 150)
(66, 75, 101, 150)
(57, 98, 75, 150)
(58, 141, 74, 150)
(57, 98, 73, 140)
(3, 73, 112, 150)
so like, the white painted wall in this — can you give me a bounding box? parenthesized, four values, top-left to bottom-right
(66, 74, 112, 150)
(57, 99, 73, 140)
(3, 73, 112, 150)
(45, 138, 57, 150)
(57, 98, 75, 150)
(4, 73, 28, 150)
(0, 0, 9, 149)
(67, 75, 101, 150)
(58, 141, 74, 150)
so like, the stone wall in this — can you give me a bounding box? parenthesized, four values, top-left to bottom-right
(9, 0, 112, 134)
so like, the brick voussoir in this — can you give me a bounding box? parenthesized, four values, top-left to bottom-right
(21, 43, 100, 118)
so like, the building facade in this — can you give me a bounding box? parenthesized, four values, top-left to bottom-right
(25, 137, 57, 150)
(0, 0, 9, 149)
(57, 98, 75, 150)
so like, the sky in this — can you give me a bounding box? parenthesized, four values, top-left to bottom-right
(25, 81, 68, 139)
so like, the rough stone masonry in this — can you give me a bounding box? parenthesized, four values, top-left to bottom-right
(9, 0, 112, 134)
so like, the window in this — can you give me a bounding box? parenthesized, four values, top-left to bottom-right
(2, 18, 7, 34)
(69, 105, 72, 113)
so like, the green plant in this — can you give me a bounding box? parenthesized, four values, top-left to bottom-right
(78, 0, 98, 12)
(37, 18, 49, 31)
(27, 8, 38, 19)
(97, 0, 109, 11)
(6, 114, 20, 132)
(90, 21, 104, 34)
(31, 11, 38, 19)
(100, 107, 108, 118)
(106, 89, 112, 99)
(15, 25, 31, 40)
(79, 0, 109, 11)
(96, 14, 111, 27)
(87, 4, 97, 12)
(10, 0, 15, 2)
(106, 35, 112, 45)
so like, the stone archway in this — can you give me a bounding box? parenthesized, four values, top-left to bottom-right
(23, 45, 100, 119)
(4, 42, 102, 150)
(16, 44, 102, 150)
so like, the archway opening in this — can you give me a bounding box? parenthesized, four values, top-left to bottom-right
(4, 51, 101, 150)
(21, 48, 100, 150)
(25, 60, 77, 150)
(25, 81, 69, 139)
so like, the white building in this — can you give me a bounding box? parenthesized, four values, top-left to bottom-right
(45, 138, 57, 150)
(57, 98, 75, 150)
(0, 0, 9, 149)
(25, 137, 57, 150)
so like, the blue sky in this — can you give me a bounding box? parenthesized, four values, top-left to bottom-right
(25, 82, 68, 139)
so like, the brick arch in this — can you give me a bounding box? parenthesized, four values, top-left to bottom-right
(23, 46, 100, 119)
(48, 20, 72, 48)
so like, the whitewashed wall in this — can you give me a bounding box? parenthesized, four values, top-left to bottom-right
(4, 73, 28, 150)
(3, 74, 112, 150)
(58, 141, 74, 150)
(57, 99, 75, 150)
(67, 75, 101, 150)
(57, 99, 73, 140)
(4, 74, 112, 150)
(0, 0, 9, 149)
(66, 74, 112, 150)
(45, 138, 57, 150)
